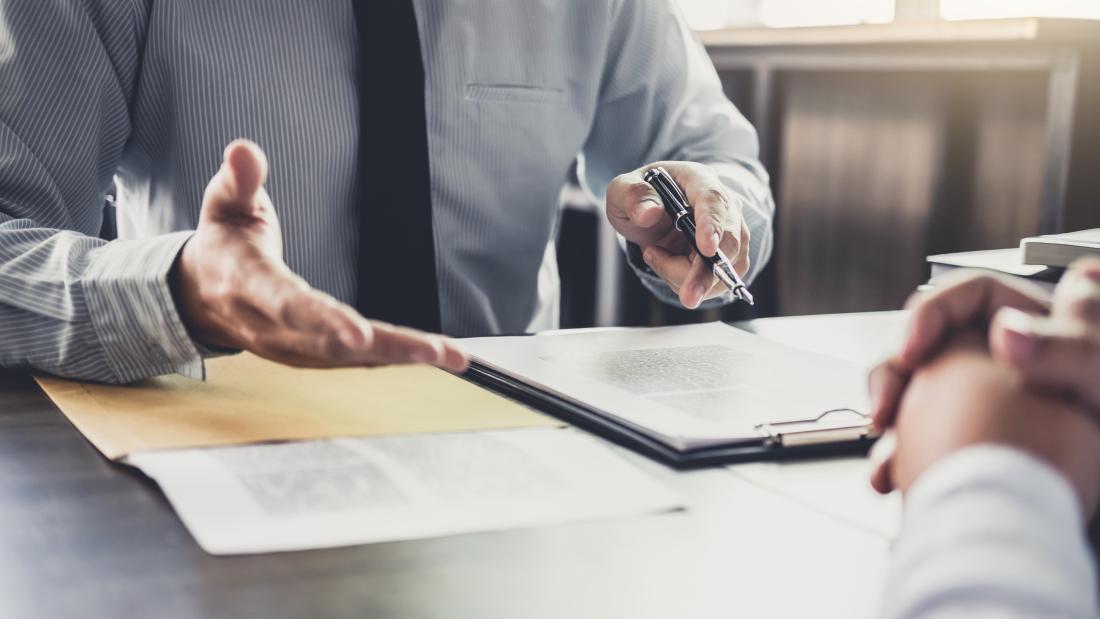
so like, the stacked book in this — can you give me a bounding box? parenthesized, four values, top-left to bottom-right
(926, 228, 1100, 293)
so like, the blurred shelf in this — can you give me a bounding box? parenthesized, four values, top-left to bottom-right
(699, 18, 1100, 49)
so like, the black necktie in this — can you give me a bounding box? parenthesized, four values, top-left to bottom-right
(352, 1, 442, 333)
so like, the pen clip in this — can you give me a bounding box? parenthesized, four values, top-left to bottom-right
(644, 167, 690, 216)
(755, 409, 875, 448)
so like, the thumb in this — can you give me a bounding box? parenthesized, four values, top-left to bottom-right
(203, 139, 269, 221)
(607, 172, 665, 229)
(990, 307, 1100, 409)
(224, 139, 268, 199)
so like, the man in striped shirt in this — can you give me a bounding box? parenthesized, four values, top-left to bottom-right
(0, 0, 774, 383)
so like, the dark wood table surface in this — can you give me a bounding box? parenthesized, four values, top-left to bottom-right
(0, 313, 907, 619)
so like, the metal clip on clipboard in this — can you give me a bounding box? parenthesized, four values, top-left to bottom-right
(755, 409, 875, 448)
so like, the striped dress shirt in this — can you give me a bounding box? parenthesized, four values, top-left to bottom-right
(0, 0, 774, 384)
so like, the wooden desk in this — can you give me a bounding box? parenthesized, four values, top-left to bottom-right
(0, 312, 907, 619)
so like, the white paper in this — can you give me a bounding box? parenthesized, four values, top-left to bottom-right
(728, 457, 901, 538)
(126, 428, 681, 555)
(461, 322, 869, 449)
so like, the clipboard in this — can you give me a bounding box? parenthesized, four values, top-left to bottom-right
(464, 361, 877, 469)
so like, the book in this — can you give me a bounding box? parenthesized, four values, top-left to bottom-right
(1021, 229, 1100, 268)
(925, 248, 1062, 294)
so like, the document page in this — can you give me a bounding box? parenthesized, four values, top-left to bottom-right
(126, 428, 680, 555)
(461, 322, 869, 449)
(728, 458, 901, 538)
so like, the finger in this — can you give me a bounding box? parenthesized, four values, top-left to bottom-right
(700, 224, 752, 301)
(1052, 260, 1100, 325)
(224, 285, 372, 367)
(281, 290, 372, 350)
(250, 328, 367, 368)
(703, 275, 728, 301)
(868, 359, 909, 431)
(249, 315, 467, 372)
(642, 245, 688, 293)
(680, 252, 716, 309)
(361, 322, 450, 367)
(687, 184, 736, 258)
(1066, 255, 1100, 283)
(900, 272, 1051, 368)
(228, 259, 463, 370)
(203, 139, 270, 222)
(227, 261, 375, 352)
(991, 308, 1100, 409)
(237, 264, 346, 334)
(224, 139, 268, 199)
(869, 430, 897, 494)
(606, 172, 666, 231)
(734, 222, 751, 275)
(438, 337, 470, 373)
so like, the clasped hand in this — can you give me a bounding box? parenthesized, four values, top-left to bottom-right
(869, 258, 1100, 512)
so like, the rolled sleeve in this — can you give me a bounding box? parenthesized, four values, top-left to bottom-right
(83, 231, 205, 382)
(881, 445, 1098, 619)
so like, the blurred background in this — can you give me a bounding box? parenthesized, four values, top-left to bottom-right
(557, 0, 1100, 329)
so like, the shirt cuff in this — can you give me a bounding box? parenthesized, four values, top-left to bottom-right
(905, 445, 1083, 524)
(82, 231, 206, 383)
(882, 444, 1098, 619)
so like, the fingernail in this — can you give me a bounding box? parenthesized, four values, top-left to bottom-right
(693, 283, 707, 303)
(710, 231, 721, 250)
(643, 248, 654, 266)
(996, 307, 1038, 363)
(634, 200, 660, 223)
(1081, 268, 1100, 285)
(869, 431, 896, 467)
(339, 328, 359, 349)
(867, 370, 882, 409)
(901, 315, 922, 360)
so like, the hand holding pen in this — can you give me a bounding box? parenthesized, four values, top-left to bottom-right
(644, 166, 753, 304)
(605, 162, 753, 308)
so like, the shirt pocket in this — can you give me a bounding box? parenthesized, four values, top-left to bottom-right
(465, 83, 566, 106)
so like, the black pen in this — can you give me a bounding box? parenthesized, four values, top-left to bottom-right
(643, 167, 754, 305)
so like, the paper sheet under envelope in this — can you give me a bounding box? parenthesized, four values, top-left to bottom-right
(127, 428, 681, 554)
(35, 353, 557, 460)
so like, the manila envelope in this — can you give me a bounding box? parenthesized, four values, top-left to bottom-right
(35, 353, 557, 460)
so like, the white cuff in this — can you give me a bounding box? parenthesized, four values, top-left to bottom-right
(83, 231, 205, 382)
(882, 444, 1097, 619)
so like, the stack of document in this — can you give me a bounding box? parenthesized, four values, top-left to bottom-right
(37, 321, 876, 553)
(1021, 228, 1100, 268)
(35, 354, 679, 555)
(926, 248, 1061, 294)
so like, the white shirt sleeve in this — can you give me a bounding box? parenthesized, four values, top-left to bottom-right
(580, 0, 775, 307)
(880, 444, 1099, 619)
